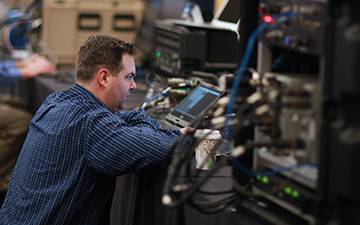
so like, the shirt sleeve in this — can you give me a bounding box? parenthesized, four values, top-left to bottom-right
(115, 110, 162, 129)
(86, 111, 183, 176)
(0, 61, 22, 85)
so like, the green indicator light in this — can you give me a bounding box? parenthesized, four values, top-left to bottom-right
(256, 175, 261, 180)
(156, 52, 161, 58)
(262, 176, 269, 183)
(292, 190, 300, 198)
(284, 187, 292, 194)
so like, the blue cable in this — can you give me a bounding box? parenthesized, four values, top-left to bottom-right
(225, 11, 300, 140)
(232, 158, 318, 178)
(226, 12, 303, 178)
(224, 21, 270, 138)
(141, 92, 170, 113)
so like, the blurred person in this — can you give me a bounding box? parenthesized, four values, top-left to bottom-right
(0, 35, 189, 224)
(0, 54, 56, 192)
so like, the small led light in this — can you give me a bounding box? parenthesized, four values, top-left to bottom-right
(284, 36, 291, 45)
(284, 186, 292, 194)
(156, 52, 161, 57)
(162, 194, 172, 205)
(262, 176, 269, 183)
(263, 15, 275, 23)
(292, 190, 300, 198)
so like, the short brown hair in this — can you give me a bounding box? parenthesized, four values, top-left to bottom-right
(75, 35, 137, 83)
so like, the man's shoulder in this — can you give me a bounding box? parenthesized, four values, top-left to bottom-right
(46, 88, 94, 107)
(36, 89, 102, 116)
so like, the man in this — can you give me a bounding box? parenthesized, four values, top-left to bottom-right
(0, 35, 188, 224)
(0, 54, 56, 191)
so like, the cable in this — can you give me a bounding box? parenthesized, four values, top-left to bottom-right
(159, 83, 251, 212)
(141, 93, 167, 113)
(219, 11, 307, 188)
(141, 87, 171, 113)
(162, 153, 240, 213)
(162, 155, 231, 208)
(232, 155, 318, 178)
(190, 71, 218, 85)
(224, 21, 270, 138)
(4, 20, 22, 55)
(187, 192, 241, 214)
(160, 12, 306, 215)
(225, 11, 300, 140)
(161, 122, 237, 210)
(144, 71, 153, 86)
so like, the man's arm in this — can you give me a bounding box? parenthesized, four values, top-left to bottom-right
(115, 110, 162, 129)
(115, 110, 192, 134)
(0, 54, 56, 83)
(87, 112, 183, 175)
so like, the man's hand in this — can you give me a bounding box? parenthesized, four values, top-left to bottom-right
(17, 54, 56, 79)
(180, 127, 195, 135)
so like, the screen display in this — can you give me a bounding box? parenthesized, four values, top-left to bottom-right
(171, 86, 222, 122)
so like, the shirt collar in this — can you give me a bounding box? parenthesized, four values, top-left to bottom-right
(70, 82, 110, 112)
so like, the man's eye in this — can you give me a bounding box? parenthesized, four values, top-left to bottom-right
(126, 76, 132, 81)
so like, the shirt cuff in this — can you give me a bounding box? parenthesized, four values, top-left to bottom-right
(0, 61, 22, 79)
(4, 67, 22, 79)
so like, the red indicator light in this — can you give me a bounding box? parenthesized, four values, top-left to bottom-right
(263, 15, 275, 23)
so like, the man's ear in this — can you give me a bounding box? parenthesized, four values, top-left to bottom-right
(97, 69, 110, 88)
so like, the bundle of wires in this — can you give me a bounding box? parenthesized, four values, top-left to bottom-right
(161, 11, 316, 214)
(225, 11, 301, 140)
(141, 86, 171, 113)
(161, 105, 241, 214)
(226, 11, 319, 178)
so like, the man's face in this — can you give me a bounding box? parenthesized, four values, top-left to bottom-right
(107, 53, 137, 112)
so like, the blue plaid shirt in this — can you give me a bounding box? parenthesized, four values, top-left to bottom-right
(0, 83, 182, 224)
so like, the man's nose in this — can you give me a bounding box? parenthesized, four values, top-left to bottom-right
(130, 79, 137, 90)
